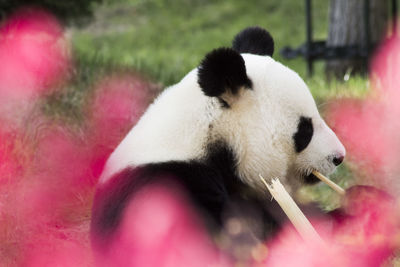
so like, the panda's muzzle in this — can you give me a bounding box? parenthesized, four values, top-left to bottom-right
(303, 152, 345, 184)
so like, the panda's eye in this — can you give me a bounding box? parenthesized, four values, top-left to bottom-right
(293, 116, 313, 153)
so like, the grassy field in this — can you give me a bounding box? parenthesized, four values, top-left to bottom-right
(73, 0, 328, 84)
(65, 0, 369, 209)
(71, 0, 368, 97)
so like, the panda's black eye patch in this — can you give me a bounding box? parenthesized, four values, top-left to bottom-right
(293, 116, 313, 153)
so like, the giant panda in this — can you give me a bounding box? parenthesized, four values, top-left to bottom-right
(91, 27, 346, 258)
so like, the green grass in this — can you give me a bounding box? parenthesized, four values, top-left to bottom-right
(70, 0, 369, 103)
(72, 0, 332, 85)
(42, 53, 119, 124)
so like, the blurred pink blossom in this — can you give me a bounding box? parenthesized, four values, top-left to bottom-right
(327, 36, 400, 193)
(88, 74, 155, 178)
(0, 71, 154, 265)
(0, 8, 69, 100)
(263, 186, 398, 267)
(93, 183, 231, 267)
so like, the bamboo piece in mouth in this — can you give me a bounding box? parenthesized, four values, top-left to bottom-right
(259, 175, 323, 243)
(311, 170, 345, 195)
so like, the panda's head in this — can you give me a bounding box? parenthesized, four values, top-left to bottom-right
(197, 27, 346, 191)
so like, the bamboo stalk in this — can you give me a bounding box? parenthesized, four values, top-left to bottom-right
(259, 175, 323, 243)
(312, 170, 345, 195)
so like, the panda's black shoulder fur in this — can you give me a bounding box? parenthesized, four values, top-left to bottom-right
(233, 26, 274, 56)
(91, 142, 286, 245)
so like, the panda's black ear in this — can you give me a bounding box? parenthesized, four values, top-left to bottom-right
(232, 26, 274, 57)
(198, 47, 252, 106)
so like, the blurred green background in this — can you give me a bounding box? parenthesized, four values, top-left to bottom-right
(71, 0, 368, 99)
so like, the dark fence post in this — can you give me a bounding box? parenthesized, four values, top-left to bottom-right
(305, 0, 313, 76)
(281, 0, 396, 77)
(392, 0, 398, 34)
(363, 0, 370, 68)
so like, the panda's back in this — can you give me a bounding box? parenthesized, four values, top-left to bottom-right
(100, 69, 219, 183)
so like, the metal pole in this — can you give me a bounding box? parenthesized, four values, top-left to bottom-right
(363, 0, 370, 67)
(305, 0, 313, 76)
(392, 0, 398, 35)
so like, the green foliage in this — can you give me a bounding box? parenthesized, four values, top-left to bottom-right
(42, 51, 119, 125)
(0, 0, 102, 26)
(299, 164, 356, 211)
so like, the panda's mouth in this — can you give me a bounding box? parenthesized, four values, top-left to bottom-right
(303, 172, 320, 184)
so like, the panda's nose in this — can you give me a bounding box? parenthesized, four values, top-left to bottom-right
(332, 155, 344, 166)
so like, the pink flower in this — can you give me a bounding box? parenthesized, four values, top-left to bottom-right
(0, 8, 69, 100)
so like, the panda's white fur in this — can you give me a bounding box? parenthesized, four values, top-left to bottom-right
(100, 53, 345, 194)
